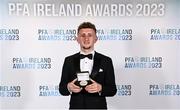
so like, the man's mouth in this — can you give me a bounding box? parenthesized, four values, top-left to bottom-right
(83, 46, 91, 50)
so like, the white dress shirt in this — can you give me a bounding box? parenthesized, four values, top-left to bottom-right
(80, 51, 95, 74)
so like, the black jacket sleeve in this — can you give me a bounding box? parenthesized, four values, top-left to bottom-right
(101, 58, 117, 96)
(59, 57, 71, 95)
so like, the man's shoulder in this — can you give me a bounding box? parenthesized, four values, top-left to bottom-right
(95, 52, 112, 60)
(65, 52, 79, 60)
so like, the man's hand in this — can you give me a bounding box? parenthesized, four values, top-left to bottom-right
(67, 79, 82, 93)
(85, 79, 102, 93)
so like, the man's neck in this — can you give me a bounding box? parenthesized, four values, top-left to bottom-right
(81, 48, 94, 55)
(80, 49, 94, 55)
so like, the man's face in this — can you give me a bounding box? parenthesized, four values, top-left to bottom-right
(77, 28, 97, 51)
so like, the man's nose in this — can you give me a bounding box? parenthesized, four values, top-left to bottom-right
(84, 35, 89, 40)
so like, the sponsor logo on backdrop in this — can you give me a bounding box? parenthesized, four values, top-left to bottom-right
(38, 29, 76, 41)
(125, 56, 162, 68)
(0, 85, 21, 97)
(149, 84, 180, 96)
(38, 28, 132, 41)
(39, 85, 61, 96)
(97, 29, 132, 40)
(12, 57, 51, 69)
(116, 85, 132, 96)
(150, 29, 180, 40)
(0, 29, 19, 40)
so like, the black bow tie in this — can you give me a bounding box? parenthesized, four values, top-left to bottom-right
(80, 54, 93, 59)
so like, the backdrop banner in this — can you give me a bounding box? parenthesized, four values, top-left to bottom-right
(0, 0, 180, 109)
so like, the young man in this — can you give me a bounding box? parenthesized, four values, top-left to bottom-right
(59, 22, 117, 109)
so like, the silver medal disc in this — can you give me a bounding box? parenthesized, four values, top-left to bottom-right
(80, 80, 88, 86)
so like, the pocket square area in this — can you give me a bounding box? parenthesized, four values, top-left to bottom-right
(99, 68, 103, 72)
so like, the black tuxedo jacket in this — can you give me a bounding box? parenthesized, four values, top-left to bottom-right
(59, 52, 117, 109)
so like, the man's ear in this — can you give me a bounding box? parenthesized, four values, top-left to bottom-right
(95, 36, 98, 43)
(76, 36, 79, 43)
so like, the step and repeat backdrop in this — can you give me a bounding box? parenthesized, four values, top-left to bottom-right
(0, 0, 180, 109)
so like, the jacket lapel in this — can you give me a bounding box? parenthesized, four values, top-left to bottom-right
(90, 52, 101, 79)
(73, 53, 81, 74)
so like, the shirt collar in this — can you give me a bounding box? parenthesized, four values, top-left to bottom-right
(80, 50, 95, 58)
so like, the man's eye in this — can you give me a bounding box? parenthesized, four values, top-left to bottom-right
(80, 34, 85, 37)
(82, 35, 85, 37)
(88, 34, 92, 37)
